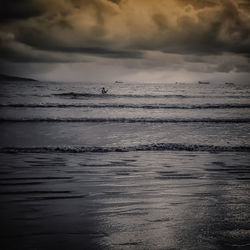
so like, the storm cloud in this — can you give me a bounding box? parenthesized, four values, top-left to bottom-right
(0, 0, 250, 81)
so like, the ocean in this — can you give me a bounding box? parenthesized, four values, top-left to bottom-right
(0, 80, 250, 249)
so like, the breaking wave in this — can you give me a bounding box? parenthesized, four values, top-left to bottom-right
(53, 92, 250, 99)
(1, 103, 250, 109)
(1, 143, 250, 153)
(54, 92, 188, 98)
(1, 118, 250, 123)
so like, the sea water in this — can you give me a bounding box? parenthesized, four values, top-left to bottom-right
(0, 81, 250, 249)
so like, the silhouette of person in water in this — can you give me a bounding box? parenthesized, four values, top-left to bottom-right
(101, 87, 108, 94)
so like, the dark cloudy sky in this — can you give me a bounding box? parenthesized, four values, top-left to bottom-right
(0, 0, 250, 83)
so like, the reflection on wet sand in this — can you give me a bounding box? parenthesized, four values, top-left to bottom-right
(0, 151, 250, 250)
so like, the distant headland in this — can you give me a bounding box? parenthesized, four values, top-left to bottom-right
(0, 74, 38, 82)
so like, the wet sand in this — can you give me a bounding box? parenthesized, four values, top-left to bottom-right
(1, 151, 250, 250)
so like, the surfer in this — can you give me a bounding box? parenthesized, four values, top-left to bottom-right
(101, 87, 108, 94)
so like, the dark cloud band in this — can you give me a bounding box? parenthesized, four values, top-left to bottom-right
(0, 0, 249, 73)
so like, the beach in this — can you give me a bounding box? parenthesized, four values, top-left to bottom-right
(0, 81, 250, 249)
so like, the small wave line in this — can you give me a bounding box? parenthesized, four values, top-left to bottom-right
(1, 118, 250, 123)
(1, 143, 250, 153)
(53, 92, 250, 99)
(1, 103, 250, 109)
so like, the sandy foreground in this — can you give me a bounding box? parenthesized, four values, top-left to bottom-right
(0, 151, 250, 250)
